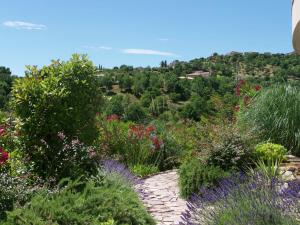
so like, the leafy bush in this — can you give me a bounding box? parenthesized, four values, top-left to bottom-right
(11, 55, 102, 179)
(182, 173, 300, 225)
(238, 84, 300, 155)
(124, 102, 146, 122)
(47, 133, 97, 182)
(3, 173, 155, 225)
(179, 157, 229, 199)
(207, 128, 253, 170)
(254, 142, 287, 164)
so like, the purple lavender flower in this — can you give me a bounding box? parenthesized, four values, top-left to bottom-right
(101, 159, 142, 186)
(181, 173, 300, 225)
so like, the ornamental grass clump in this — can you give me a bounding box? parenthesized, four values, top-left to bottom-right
(238, 84, 300, 155)
(181, 173, 300, 225)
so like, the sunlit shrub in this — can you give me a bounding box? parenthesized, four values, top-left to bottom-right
(130, 164, 159, 177)
(11, 54, 102, 179)
(254, 142, 287, 164)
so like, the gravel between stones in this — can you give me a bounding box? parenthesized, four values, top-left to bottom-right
(137, 169, 187, 225)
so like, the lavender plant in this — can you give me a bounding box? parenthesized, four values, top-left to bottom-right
(181, 173, 300, 225)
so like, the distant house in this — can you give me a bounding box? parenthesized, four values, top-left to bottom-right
(95, 73, 105, 77)
(179, 70, 211, 80)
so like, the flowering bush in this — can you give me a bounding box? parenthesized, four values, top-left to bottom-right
(0, 173, 31, 220)
(11, 55, 102, 180)
(39, 133, 98, 183)
(98, 119, 180, 172)
(181, 173, 300, 225)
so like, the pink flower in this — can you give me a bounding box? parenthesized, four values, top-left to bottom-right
(0, 127, 5, 136)
(106, 114, 120, 121)
(0, 147, 9, 165)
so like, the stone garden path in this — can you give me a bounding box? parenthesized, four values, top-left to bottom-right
(138, 170, 187, 225)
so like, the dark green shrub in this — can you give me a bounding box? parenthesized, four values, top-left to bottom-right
(3, 176, 154, 225)
(125, 102, 146, 122)
(238, 84, 300, 155)
(104, 95, 128, 117)
(179, 158, 229, 199)
(11, 54, 102, 180)
(207, 129, 253, 171)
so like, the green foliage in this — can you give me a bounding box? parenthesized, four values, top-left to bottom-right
(149, 96, 168, 116)
(0, 67, 16, 109)
(130, 164, 159, 177)
(180, 95, 211, 121)
(11, 54, 102, 180)
(249, 160, 281, 180)
(104, 95, 128, 117)
(3, 176, 155, 225)
(119, 75, 133, 92)
(99, 75, 114, 92)
(124, 102, 146, 122)
(207, 128, 253, 171)
(238, 84, 300, 155)
(254, 142, 287, 164)
(179, 158, 229, 198)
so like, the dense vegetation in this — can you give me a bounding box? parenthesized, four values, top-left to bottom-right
(0, 51, 299, 224)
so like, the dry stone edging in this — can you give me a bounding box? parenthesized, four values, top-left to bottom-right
(136, 169, 187, 225)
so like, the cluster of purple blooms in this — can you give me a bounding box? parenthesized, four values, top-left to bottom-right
(101, 159, 148, 199)
(180, 173, 300, 225)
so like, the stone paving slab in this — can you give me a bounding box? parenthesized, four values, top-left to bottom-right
(136, 170, 187, 225)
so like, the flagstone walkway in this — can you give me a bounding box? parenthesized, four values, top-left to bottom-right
(138, 170, 187, 225)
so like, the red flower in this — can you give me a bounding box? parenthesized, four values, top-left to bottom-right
(254, 85, 262, 91)
(146, 125, 156, 136)
(151, 137, 160, 150)
(0, 147, 9, 165)
(129, 125, 145, 139)
(106, 114, 120, 121)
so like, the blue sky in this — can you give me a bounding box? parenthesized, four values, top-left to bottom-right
(0, 0, 293, 76)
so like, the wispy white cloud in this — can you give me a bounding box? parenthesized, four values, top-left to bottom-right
(82, 45, 112, 51)
(123, 48, 177, 56)
(3, 21, 47, 30)
(158, 38, 169, 41)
